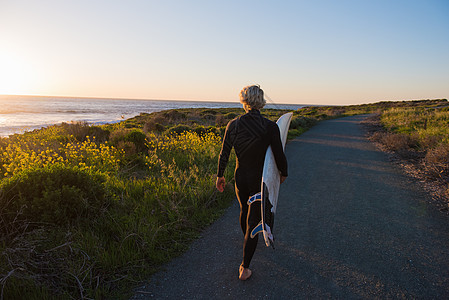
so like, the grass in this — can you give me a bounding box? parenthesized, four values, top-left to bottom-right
(0, 99, 447, 298)
(0, 122, 235, 299)
(380, 106, 449, 146)
(367, 101, 449, 204)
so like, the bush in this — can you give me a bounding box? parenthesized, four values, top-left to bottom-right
(87, 126, 110, 142)
(193, 126, 220, 136)
(420, 135, 441, 149)
(200, 109, 218, 115)
(202, 114, 216, 121)
(424, 144, 449, 178)
(287, 128, 307, 140)
(290, 116, 317, 130)
(214, 114, 227, 126)
(110, 128, 147, 154)
(125, 130, 147, 151)
(143, 120, 165, 133)
(206, 126, 220, 135)
(60, 121, 91, 140)
(164, 110, 186, 121)
(167, 124, 191, 134)
(0, 164, 108, 230)
(224, 112, 238, 119)
(379, 132, 415, 152)
(194, 126, 207, 135)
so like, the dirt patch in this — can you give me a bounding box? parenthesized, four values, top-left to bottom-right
(361, 114, 449, 214)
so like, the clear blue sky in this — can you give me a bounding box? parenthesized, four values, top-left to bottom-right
(1, 0, 448, 105)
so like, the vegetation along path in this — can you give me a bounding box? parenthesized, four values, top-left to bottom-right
(132, 115, 449, 299)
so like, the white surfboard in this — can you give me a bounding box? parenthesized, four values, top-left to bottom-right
(249, 112, 293, 248)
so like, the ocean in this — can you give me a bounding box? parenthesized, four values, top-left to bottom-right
(0, 95, 306, 137)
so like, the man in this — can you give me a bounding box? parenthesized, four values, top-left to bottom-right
(216, 85, 288, 280)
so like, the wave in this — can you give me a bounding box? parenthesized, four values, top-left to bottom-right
(0, 95, 305, 137)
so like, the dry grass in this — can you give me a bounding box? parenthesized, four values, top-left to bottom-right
(424, 144, 449, 180)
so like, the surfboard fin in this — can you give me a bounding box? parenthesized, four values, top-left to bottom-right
(250, 221, 263, 238)
(247, 192, 261, 205)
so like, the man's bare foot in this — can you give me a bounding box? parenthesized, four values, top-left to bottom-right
(239, 265, 252, 280)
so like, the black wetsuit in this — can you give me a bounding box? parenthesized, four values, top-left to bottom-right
(217, 109, 288, 268)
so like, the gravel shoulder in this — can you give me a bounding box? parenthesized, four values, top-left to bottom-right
(131, 115, 449, 299)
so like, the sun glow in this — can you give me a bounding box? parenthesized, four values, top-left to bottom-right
(0, 50, 37, 95)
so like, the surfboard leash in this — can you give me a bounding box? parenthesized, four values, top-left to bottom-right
(264, 93, 282, 110)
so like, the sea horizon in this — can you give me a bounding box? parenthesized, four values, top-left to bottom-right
(0, 95, 307, 137)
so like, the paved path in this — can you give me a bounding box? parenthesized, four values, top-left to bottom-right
(132, 115, 449, 299)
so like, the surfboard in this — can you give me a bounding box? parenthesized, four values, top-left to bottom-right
(248, 112, 293, 248)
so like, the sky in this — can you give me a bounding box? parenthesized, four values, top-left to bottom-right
(0, 0, 448, 105)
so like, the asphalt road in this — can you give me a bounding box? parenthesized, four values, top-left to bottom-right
(131, 115, 449, 299)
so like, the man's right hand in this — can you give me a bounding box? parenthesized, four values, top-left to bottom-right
(280, 176, 287, 184)
(216, 177, 226, 192)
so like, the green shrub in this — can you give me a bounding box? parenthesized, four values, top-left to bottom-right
(125, 130, 147, 151)
(214, 114, 227, 126)
(290, 116, 317, 129)
(206, 126, 220, 135)
(287, 128, 306, 140)
(143, 120, 165, 133)
(110, 128, 147, 154)
(88, 126, 110, 142)
(60, 121, 91, 141)
(202, 114, 216, 121)
(164, 110, 186, 121)
(200, 109, 218, 115)
(0, 164, 108, 229)
(194, 126, 207, 135)
(224, 112, 238, 119)
(167, 124, 191, 134)
(192, 126, 219, 137)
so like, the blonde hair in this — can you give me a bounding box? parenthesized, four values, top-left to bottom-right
(239, 85, 266, 112)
